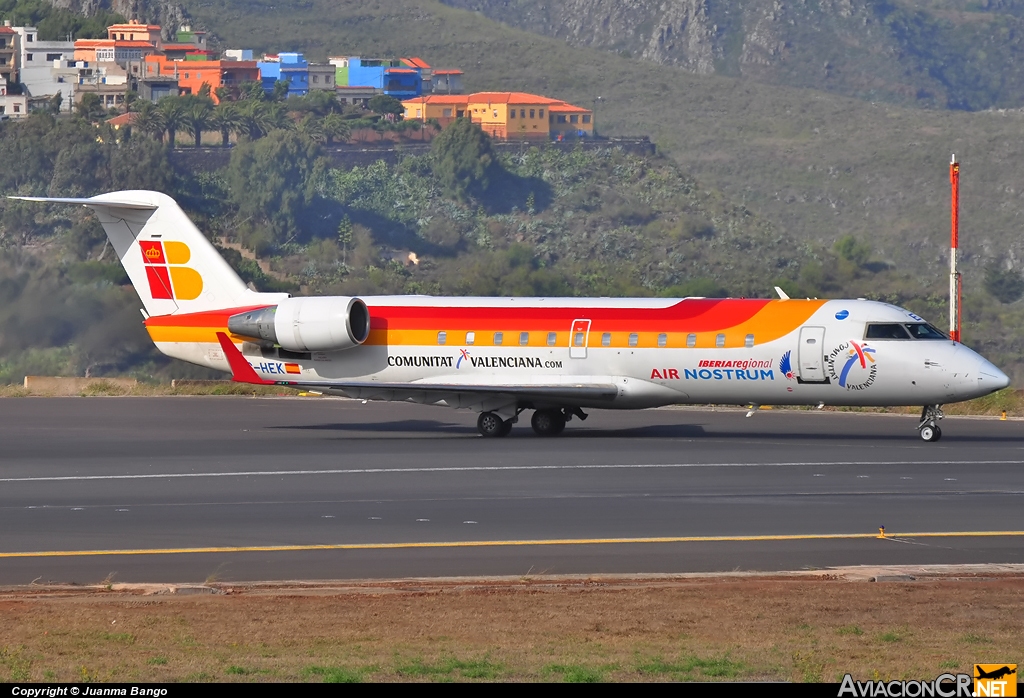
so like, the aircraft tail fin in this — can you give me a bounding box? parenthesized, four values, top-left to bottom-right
(12, 191, 287, 316)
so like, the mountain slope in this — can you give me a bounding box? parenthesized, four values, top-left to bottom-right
(440, 0, 1024, 111)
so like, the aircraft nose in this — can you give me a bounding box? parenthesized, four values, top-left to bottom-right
(976, 357, 1010, 391)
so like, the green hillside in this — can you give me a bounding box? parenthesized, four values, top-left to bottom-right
(0, 0, 1020, 388)
(179, 1, 1024, 278)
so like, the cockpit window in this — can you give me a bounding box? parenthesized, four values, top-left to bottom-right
(865, 323, 911, 340)
(904, 323, 947, 340)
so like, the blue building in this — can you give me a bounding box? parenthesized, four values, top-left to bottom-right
(345, 57, 422, 99)
(257, 52, 309, 97)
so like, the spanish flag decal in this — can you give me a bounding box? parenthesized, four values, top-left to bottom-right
(285, 363, 301, 375)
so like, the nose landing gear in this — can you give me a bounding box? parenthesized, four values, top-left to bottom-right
(918, 404, 944, 442)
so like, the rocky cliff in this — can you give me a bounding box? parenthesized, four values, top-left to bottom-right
(442, 0, 1024, 110)
(43, 0, 193, 40)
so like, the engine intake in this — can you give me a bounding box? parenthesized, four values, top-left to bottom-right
(227, 296, 370, 352)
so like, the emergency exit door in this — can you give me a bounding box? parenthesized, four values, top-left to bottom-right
(798, 326, 827, 382)
(570, 319, 591, 359)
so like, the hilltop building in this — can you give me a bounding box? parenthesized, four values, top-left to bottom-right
(402, 92, 593, 140)
(145, 55, 258, 103)
(331, 56, 423, 99)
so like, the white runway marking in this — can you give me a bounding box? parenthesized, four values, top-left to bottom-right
(1, 460, 1023, 483)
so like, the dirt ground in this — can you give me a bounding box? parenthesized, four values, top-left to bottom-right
(0, 567, 1021, 683)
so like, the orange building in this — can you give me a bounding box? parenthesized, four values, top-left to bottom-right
(548, 102, 594, 138)
(401, 94, 469, 127)
(106, 21, 162, 49)
(74, 39, 158, 64)
(145, 56, 259, 102)
(403, 91, 592, 140)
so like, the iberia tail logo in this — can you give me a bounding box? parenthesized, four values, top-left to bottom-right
(140, 241, 203, 301)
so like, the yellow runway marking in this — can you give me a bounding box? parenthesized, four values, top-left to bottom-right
(2, 531, 1024, 559)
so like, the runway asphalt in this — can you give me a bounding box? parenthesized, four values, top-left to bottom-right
(0, 397, 1022, 584)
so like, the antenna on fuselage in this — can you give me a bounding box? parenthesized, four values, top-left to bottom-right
(949, 155, 962, 343)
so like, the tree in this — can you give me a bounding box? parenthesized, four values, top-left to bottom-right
(834, 235, 872, 267)
(227, 131, 328, 243)
(271, 79, 290, 102)
(158, 97, 187, 148)
(430, 118, 497, 201)
(183, 98, 213, 148)
(321, 113, 351, 145)
(368, 94, 403, 118)
(984, 262, 1024, 304)
(75, 93, 106, 121)
(210, 102, 242, 147)
(46, 92, 63, 115)
(132, 101, 165, 142)
(297, 114, 325, 143)
(238, 81, 265, 101)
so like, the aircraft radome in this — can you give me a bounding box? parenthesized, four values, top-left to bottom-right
(17, 191, 1010, 441)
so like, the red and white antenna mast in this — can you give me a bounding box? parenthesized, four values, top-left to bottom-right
(949, 154, 961, 342)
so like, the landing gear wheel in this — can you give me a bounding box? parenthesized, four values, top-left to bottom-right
(531, 409, 567, 436)
(918, 404, 945, 443)
(478, 411, 510, 438)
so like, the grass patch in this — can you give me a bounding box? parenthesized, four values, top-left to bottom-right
(147, 657, 168, 666)
(544, 663, 612, 683)
(878, 631, 904, 643)
(637, 654, 747, 679)
(394, 657, 503, 680)
(99, 632, 134, 645)
(960, 633, 993, 645)
(302, 665, 370, 683)
(836, 625, 865, 636)
(940, 660, 961, 670)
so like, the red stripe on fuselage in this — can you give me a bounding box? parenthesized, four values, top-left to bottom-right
(144, 304, 271, 328)
(366, 298, 770, 332)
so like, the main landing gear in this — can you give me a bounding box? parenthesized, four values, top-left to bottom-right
(476, 408, 588, 438)
(918, 404, 944, 442)
(477, 411, 513, 438)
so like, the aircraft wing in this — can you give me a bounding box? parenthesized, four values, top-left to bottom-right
(215, 333, 618, 407)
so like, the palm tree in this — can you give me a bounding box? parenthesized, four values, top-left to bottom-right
(210, 102, 242, 148)
(321, 113, 351, 145)
(297, 114, 325, 143)
(132, 101, 165, 142)
(183, 98, 213, 148)
(158, 97, 188, 149)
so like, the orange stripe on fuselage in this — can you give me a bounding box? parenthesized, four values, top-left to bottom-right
(144, 299, 828, 349)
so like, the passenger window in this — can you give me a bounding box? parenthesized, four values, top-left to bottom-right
(628, 333, 638, 347)
(574, 332, 585, 347)
(745, 334, 754, 348)
(437, 331, 447, 345)
(466, 331, 475, 345)
(865, 323, 911, 340)
(904, 323, 947, 340)
(716, 333, 725, 348)
(520, 331, 529, 346)
(686, 334, 696, 348)
(657, 333, 667, 347)
(547, 332, 557, 346)
(602, 332, 611, 347)
(494, 332, 503, 345)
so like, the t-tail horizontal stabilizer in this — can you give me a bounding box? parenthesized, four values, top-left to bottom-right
(216, 332, 273, 385)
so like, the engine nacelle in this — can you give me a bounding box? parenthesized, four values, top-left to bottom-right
(227, 296, 370, 352)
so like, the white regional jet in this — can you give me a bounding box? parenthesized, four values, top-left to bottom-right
(18, 191, 1010, 441)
